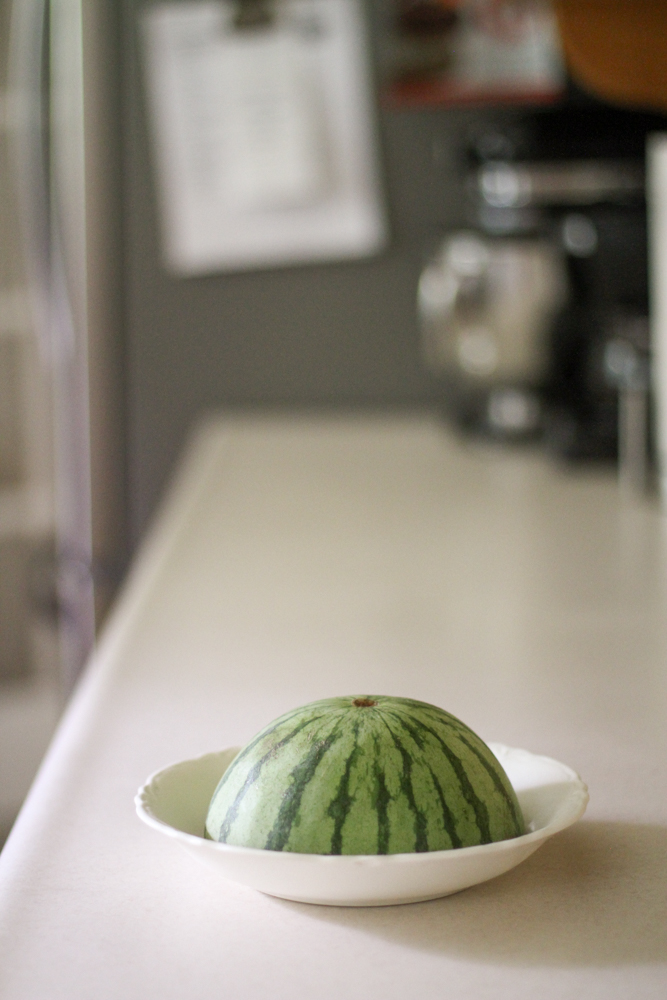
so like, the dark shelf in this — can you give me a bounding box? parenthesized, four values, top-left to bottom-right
(383, 76, 565, 110)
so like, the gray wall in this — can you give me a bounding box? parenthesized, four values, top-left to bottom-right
(122, 1, 508, 543)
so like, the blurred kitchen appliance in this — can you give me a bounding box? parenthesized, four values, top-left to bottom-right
(648, 134, 667, 508)
(419, 230, 565, 437)
(422, 108, 655, 467)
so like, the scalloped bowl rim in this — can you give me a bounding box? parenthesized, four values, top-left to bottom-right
(135, 743, 588, 905)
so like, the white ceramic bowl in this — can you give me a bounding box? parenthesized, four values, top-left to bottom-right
(135, 743, 588, 907)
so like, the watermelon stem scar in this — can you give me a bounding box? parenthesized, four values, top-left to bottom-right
(353, 698, 378, 707)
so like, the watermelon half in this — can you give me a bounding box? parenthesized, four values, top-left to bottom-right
(205, 695, 525, 855)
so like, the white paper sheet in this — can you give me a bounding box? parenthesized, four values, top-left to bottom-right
(142, 0, 387, 274)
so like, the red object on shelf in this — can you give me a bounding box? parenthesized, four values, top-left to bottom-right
(383, 75, 565, 109)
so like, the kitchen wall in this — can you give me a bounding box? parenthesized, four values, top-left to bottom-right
(122, 0, 517, 544)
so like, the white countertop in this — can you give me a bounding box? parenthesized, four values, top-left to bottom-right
(1, 414, 666, 998)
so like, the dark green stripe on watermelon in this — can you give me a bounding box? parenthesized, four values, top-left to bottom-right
(384, 710, 493, 844)
(372, 756, 392, 855)
(388, 703, 524, 840)
(265, 726, 343, 851)
(326, 725, 363, 855)
(217, 714, 328, 842)
(379, 717, 430, 852)
(206, 695, 524, 855)
(387, 710, 493, 843)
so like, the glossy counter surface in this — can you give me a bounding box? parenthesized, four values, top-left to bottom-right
(1, 415, 666, 998)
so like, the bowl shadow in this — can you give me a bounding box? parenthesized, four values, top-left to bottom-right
(274, 821, 667, 967)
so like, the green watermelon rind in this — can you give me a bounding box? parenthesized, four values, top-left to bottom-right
(206, 695, 525, 856)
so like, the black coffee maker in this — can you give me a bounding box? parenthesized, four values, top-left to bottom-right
(435, 101, 667, 466)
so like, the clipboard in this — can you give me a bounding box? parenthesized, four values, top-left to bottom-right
(141, 0, 388, 275)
